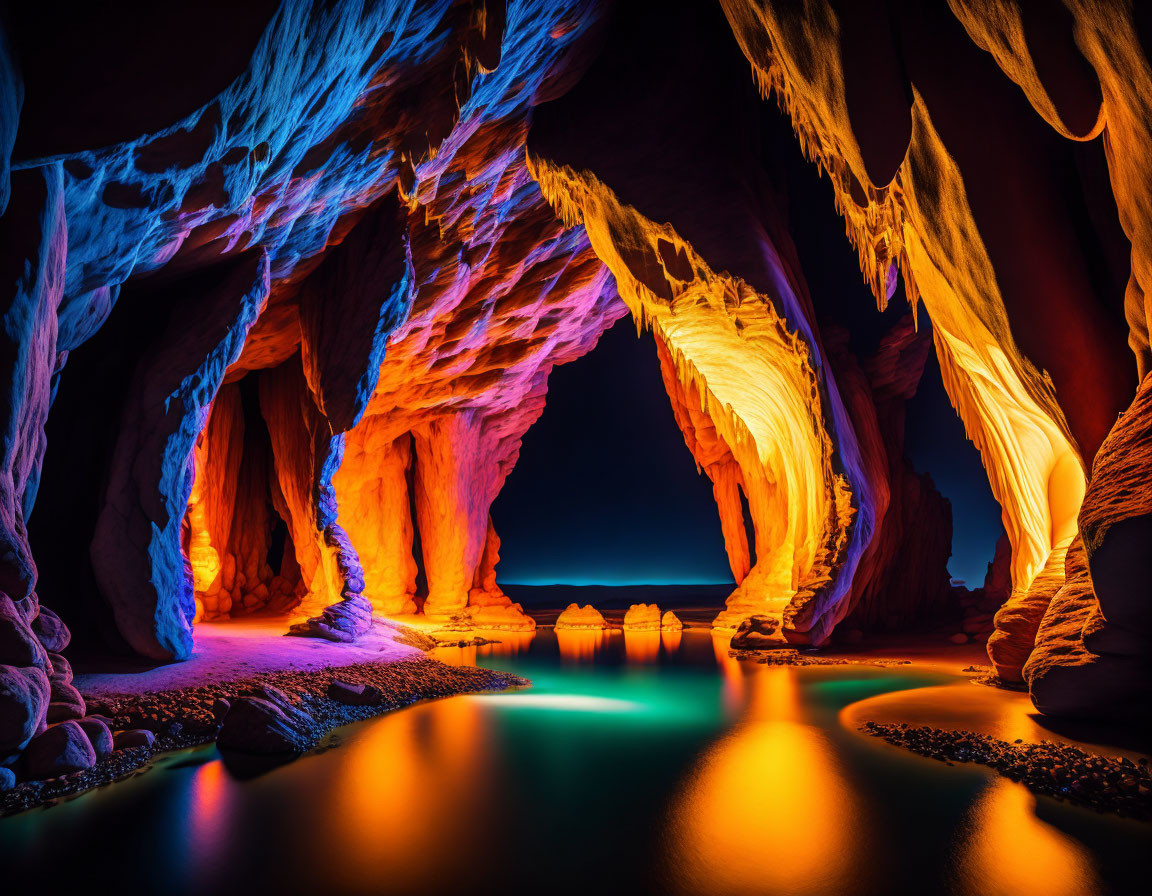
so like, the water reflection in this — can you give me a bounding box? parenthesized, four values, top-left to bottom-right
(480, 629, 536, 657)
(661, 628, 683, 653)
(711, 630, 746, 710)
(624, 629, 661, 663)
(320, 695, 497, 892)
(666, 667, 870, 895)
(3, 629, 1146, 896)
(185, 759, 233, 872)
(555, 628, 608, 663)
(950, 779, 1100, 896)
(429, 630, 537, 667)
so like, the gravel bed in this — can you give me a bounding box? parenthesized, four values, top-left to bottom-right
(861, 721, 1151, 820)
(2, 657, 525, 817)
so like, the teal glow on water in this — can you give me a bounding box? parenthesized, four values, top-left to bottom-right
(2, 629, 1148, 895)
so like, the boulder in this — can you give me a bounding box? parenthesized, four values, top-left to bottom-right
(730, 615, 783, 650)
(327, 679, 382, 706)
(211, 698, 231, 725)
(0, 765, 14, 791)
(77, 717, 114, 759)
(31, 606, 70, 652)
(113, 728, 156, 750)
(468, 603, 536, 631)
(0, 664, 50, 752)
(661, 610, 683, 631)
(288, 594, 374, 643)
(0, 595, 48, 669)
(47, 651, 72, 684)
(24, 720, 96, 779)
(217, 696, 314, 754)
(46, 679, 86, 723)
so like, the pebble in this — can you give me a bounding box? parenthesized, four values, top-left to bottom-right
(861, 721, 1151, 819)
(4, 657, 523, 817)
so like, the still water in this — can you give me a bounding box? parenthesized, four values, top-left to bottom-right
(2, 628, 1148, 895)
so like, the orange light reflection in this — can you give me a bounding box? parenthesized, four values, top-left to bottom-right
(556, 628, 607, 664)
(665, 667, 869, 895)
(624, 629, 661, 664)
(951, 779, 1100, 896)
(318, 696, 494, 891)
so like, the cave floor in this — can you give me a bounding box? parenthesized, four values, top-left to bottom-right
(75, 617, 425, 697)
(73, 612, 1145, 759)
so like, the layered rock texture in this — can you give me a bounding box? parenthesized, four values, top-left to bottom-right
(1, 0, 1150, 782)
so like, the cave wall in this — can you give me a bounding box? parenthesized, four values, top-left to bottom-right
(715, 0, 1150, 716)
(0, 0, 1148, 790)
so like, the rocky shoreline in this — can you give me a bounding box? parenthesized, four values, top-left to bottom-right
(728, 646, 913, 667)
(861, 722, 1151, 820)
(2, 657, 526, 817)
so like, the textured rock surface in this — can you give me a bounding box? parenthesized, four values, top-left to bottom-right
(623, 604, 662, 631)
(0, 0, 1150, 737)
(555, 604, 608, 630)
(217, 693, 314, 755)
(0, 664, 49, 753)
(730, 615, 784, 650)
(1025, 374, 1152, 719)
(76, 717, 113, 760)
(708, 0, 1151, 715)
(90, 250, 270, 660)
(24, 720, 95, 779)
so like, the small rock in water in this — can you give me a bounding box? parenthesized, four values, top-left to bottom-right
(217, 696, 314, 754)
(731, 615, 783, 650)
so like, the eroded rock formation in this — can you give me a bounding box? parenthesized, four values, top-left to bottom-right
(714, 0, 1149, 715)
(1, 0, 1150, 784)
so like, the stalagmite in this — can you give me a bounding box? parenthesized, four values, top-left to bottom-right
(333, 428, 417, 616)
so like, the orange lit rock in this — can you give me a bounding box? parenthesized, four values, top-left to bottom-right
(332, 429, 417, 616)
(531, 156, 861, 643)
(661, 610, 683, 631)
(331, 125, 623, 630)
(717, 0, 1090, 635)
(467, 603, 536, 632)
(623, 604, 662, 631)
(555, 604, 608, 631)
(1025, 372, 1152, 719)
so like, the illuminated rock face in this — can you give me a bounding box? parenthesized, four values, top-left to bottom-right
(555, 604, 608, 631)
(0, 0, 1148, 745)
(716, 0, 1149, 714)
(531, 158, 865, 644)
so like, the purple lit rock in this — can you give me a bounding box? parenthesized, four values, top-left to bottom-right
(24, 720, 96, 779)
(77, 717, 114, 760)
(0, 664, 50, 752)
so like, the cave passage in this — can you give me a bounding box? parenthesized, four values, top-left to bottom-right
(4, 4, 1152, 809)
(491, 315, 734, 587)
